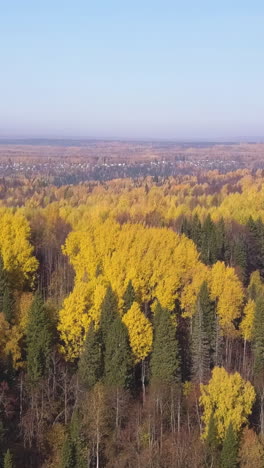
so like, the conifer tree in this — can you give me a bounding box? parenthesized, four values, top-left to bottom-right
(220, 423, 238, 468)
(192, 281, 214, 383)
(61, 434, 76, 468)
(190, 214, 202, 249)
(180, 216, 190, 237)
(78, 322, 103, 390)
(177, 313, 192, 382)
(249, 282, 257, 301)
(3, 449, 13, 468)
(206, 414, 219, 467)
(104, 315, 132, 389)
(26, 294, 52, 384)
(100, 285, 118, 343)
(150, 302, 180, 385)
(253, 295, 264, 377)
(216, 218, 226, 262)
(2, 283, 14, 323)
(248, 270, 263, 301)
(233, 236, 247, 282)
(256, 218, 264, 276)
(246, 217, 264, 275)
(123, 280, 136, 313)
(69, 410, 86, 468)
(0, 255, 14, 323)
(61, 413, 86, 468)
(223, 229, 232, 265)
(246, 216, 257, 236)
(201, 214, 217, 265)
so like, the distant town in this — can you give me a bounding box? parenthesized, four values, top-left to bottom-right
(0, 140, 264, 185)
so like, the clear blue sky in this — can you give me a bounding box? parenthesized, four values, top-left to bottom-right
(1, 1, 264, 140)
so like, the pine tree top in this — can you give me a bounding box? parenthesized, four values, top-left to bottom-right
(4, 449, 13, 468)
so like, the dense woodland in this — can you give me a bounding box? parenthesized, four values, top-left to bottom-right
(1, 169, 264, 466)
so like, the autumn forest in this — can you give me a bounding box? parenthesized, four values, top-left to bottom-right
(1, 168, 264, 467)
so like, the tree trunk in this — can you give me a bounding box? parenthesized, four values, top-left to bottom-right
(260, 390, 264, 435)
(19, 372, 23, 423)
(116, 387, 119, 433)
(243, 339, 247, 374)
(141, 360, 146, 403)
(96, 427, 100, 468)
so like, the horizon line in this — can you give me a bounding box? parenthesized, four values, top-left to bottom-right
(0, 136, 264, 145)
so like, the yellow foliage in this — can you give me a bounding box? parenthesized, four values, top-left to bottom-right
(122, 302, 153, 362)
(210, 262, 244, 335)
(0, 313, 24, 368)
(0, 292, 34, 369)
(248, 271, 264, 297)
(240, 300, 256, 342)
(200, 367, 256, 440)
(5, 325, 23, 368)
(0, 210, 38, 285)
(57, 281, 94, 360)
(17, 169, 264, 228)
(17, 292, 34, 331)
(210, 262, 226, 298)
(59, 220, 201, 358)
(183, 381, 193, 397)
(181, 263, 210, 317)
(63, 220, 200, 308)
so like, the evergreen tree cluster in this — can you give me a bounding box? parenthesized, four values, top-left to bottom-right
(79, 284, 180, 392)
(26, 294, 53, 385)
(78, 285, 133, 391)
(181, 214, 264, 282)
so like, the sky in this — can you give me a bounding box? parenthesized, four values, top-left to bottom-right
(1, 1, 264, 140)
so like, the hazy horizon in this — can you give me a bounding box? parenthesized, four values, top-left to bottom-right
(1, 1, 264, 139)
(0, 135, 264, 144)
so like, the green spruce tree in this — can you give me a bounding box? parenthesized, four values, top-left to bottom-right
(256, 218, 264, 276)
(61, 434, 76, 468)
(3, 449, 13, 468)
(192, 281, 215, 383)
(180, 216, 191, 237)
(215, 218, 226, 262)
(26, 294, 52, 384)
(220, 423, 238, 468)
(233, 235, 248, 282)
(78, 322, 103, 390)
(0, 257, 15, 323)
(150, 303, 180, 385)
(206, 413, 219, 467)
(190, 214, 202, 249)
(69, 410, 86, 468)
(104, 315, 132, 388)
(2, 284, 15, 323)
(246, 217, 263, 275)
(253, 294, 264, 377)
(123, 280, 136, 313)
(60, 412, 86, 468)
(201, 214, 218, 265)
(100, 285, 118, 343)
